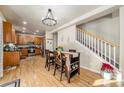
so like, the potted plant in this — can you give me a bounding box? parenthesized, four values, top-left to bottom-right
(101, 63, 114, 80)
(56, 46, 64, 51)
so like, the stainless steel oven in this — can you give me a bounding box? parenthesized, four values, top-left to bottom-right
(28, 46, 35, 56)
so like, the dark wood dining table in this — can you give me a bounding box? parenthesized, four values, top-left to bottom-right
(49, 50, 80, 83)
(61, 51, 80, 83)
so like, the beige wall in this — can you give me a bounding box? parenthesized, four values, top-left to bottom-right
(45, 31, 54, 51)
(119, 6, 124, 80)
(78, 11, 120, 44)
(58, 25, 76, 50)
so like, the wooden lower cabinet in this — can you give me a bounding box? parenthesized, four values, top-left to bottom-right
(4, 51, 20, 67)
(35, 48, 41, 55)
(20, 48, 28, 56)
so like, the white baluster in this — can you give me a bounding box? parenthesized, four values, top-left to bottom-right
(81, 31, 83, 44)
(92, 36, 94, 51)
(79, 31, 80, 42)
(109, 44, 111, 63)
(82, 32, 84, 44)
(113, 46, 116, 66)
(101, 40, 103, 57)
(89, 35, 90, 49)
(77, 30, 79, 41)
(84, 32, 85, 46)
(97, 39, 99, 55)
(80, 31, 82, 43)
(86, 34, 87, 46)
(85, 33, 87, 46)
(78, 30, 80, 42)
(105, 42, 107, 61)
(94, 38, 96, 52)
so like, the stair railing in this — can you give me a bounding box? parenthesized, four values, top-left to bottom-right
(76, 28, 120, 69)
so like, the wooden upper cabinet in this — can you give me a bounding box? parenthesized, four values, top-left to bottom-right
(3, 21, 12, 43)
(16, 34, 42, 45)
(18, 35, 25, 44)
(12, 28, 16, 44)
(34, 37, 42, 45)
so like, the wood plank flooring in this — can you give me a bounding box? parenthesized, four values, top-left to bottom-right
(0, 56, 123, 87)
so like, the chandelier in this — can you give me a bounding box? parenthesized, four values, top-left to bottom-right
(42, 9, 57, 26)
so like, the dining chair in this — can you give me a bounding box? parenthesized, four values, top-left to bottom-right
(45, 49, 55, 71)
(53, 51, 66, 81)
(0, 79, 20, 87)
(69, 49, 76, 52)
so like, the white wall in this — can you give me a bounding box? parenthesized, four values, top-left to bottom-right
(78, 11, 120, 44)
(53, 33, 58, 50)
(58, 25, 76, 51)
(119, 6, 124, 80)
(45, 31, 54, 51)
(57, 24, 102, 73)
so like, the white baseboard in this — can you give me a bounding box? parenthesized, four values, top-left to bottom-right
(80, 65, 101, 74)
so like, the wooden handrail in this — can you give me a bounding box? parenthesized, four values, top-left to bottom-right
(77, 28, 120, 47)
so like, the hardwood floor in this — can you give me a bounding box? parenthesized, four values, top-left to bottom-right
(0, 56, 123, 87)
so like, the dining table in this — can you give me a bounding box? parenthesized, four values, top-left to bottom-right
(61, 51, 80, 83)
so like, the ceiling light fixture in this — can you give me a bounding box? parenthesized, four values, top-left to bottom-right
(42, 9, 57, 26)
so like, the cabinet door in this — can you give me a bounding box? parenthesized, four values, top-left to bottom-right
(4, 52, 20, 67)
(37, 37, 42, 45)
(3, 22, 12, 43)
(34, 37, 37, 45)
(34, 37, 42, 45)
(35, 48, 41, 55)
(12, 29, 16, 44)
(21, 48, 28, 56)
(18, 35, 25, 44)
(16, 35, 19, 44)
(3, 52, 12, 66)
(12, 52, 20, 65)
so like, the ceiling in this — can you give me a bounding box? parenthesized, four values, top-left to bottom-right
(0, 5, 101, 35)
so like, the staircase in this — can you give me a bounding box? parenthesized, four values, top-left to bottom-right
(76, 28, 120, 71)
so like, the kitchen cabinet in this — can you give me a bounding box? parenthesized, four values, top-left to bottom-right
(19, 35, 24, 44)
(17, 35, 34, 45)
(17, 35, 26, 45)
(20, 48, 28, 56)
(3, 21, 12, 43)
(16, 34, 43, 45)
(4, 51, 20, 67)
(3, 21, 17, 44)
(35, 48, 41, 55)
(12, 28, 17, 44)
(34, 37, 42, 45)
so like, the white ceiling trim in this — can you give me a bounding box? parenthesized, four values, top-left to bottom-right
(50, 5, 120, 33)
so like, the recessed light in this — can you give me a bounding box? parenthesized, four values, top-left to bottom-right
(22, 21, 27, 25)
(22, 30, 25, 33)
(36, 30, 39, 32)
(22, 27, 26, 30)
